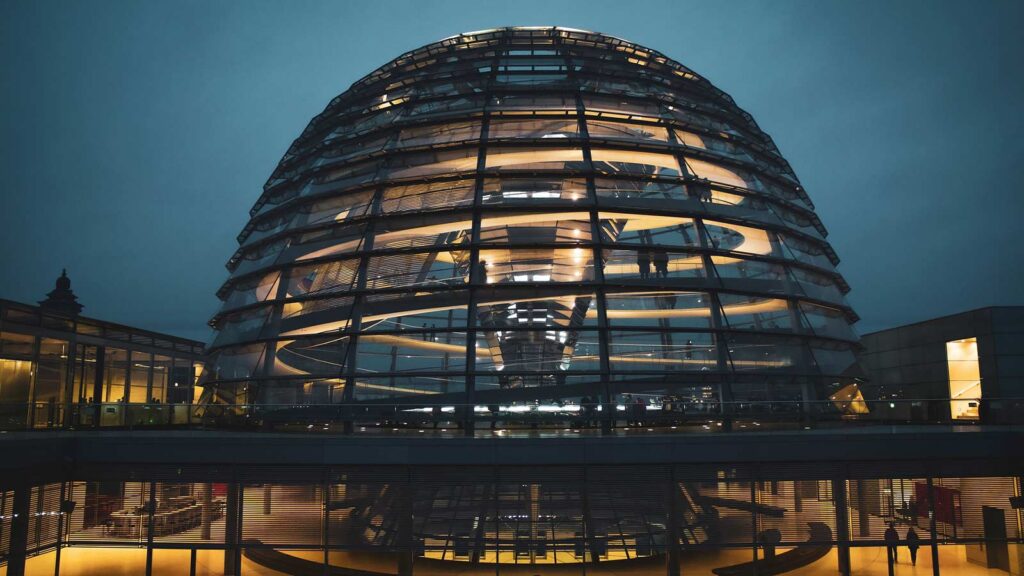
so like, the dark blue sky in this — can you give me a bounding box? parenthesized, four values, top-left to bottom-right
(1, 0, 1021, 341)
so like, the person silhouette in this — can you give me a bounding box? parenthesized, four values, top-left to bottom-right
(905, 527, 920, 565)
(653, 250, 669, 278)
(637, 251, 651, 279)
(884, 522, 900, 566)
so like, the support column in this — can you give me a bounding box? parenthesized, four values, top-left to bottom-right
(200, 483, 213, 540)
(146, 482, 157, 576)
(224, 482, 242, 575)
(927, 478, 940, 576)
(833, 479, 851, 576)
(7, 484, 31, 576)
(54, 482, 68, 576)
(397, 474, 414, 576)
(855, 479, 871, 537)
(666, 471, 681, 576)
(92, 347, 105, 428)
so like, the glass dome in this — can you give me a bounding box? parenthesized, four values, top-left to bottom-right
(199, 26, 861, 432)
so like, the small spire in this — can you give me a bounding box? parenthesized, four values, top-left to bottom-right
(39, 268, 83, 316)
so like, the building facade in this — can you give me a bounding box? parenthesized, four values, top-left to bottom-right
(860, 306, 1024, 423)
(1, 27, 1021, 576)
(0, 274, 205, 430)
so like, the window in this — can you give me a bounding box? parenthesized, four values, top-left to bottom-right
(591, 149, 681, 177)
(947, 337, 981, 420)
(586, 120, 670, 143)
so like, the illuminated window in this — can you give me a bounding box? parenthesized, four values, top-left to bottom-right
(947, 337, 981, 420)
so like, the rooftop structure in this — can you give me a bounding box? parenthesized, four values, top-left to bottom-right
(201, 26, 862, 434)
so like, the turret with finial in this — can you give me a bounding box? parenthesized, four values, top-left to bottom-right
(39, 268, 83, 315)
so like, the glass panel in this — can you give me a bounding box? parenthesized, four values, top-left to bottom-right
(71, 344, 98, 407)
(242, 484, 322, 546)
(395, 120, 482, 148)
(364, 251, 467, 291)
(360, 293, 470, 333)
(481, 177, 588, 204)
(299, 189, 375, 226)
(720, 294, 796, 333)
(309, 157, 382, 193)
(386, 147, 479, 180)
(476, 294, 598, 330)
(591, 148, 681, 177)
(373, 212, 473, 251)
(380, 178, 476, 214)
(149, 482, 227, 544)
(601, 249, 705, 280)
(34, 338, 68, 427)
(691, 479, 756, 544)
(474, 330, 601, 375)
(608, 331, 718, 373)
(281, 295, 355, 322)
(811, 343, 859, 376)
(96, 348, 128, 411)
(599, 212, 698, 247)
(484, 147, 585, 171)
(211, 307, 271, 348)
(169, 358, 193, 404)
(727, 334, 806, 373)
(604, 291, 713, 329)
(711, 256, 789, 283)
(791, 268, 846, 304)
(685, 156, 761, 190)
(932, 476, 1019, 539)
(478, 247, 595, 284)
(351, 375, 464, 403)
(270, 336, 349, 377)
(487, 117, 579, 139)
(152, 354, 172, 404)
(586, 119, 670, 142)
(223, 270, 281, 310)
(66, 481, 151, 543)
(581, 94, 662, 119)
(674, 128, 709, 149)
(405, 94, 485, 119)
(285, 259, 360, 299)
(0, 331, 34, 357)
(209, 343, 267, 381)
(287, 223, 366, 264)
(489, 93, 575, 111)
(354, 331, 469, 373)
(128, 351, 152, 405)
(703, 219, 777, 257)
(367, 310, 469, 338)
(777, 233, 834, 270)
(479, 212, 592, 245)
(594, 178, 688, 201)
(847, 478, 928, 541)
(315, 132, 390, 167)
(801, 302, 856, 341)
(0, 358, 32, 428)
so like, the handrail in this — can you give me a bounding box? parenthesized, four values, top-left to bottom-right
(1, 397, 1023, 435)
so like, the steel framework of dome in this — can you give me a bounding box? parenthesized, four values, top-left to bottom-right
(199, 26, 861, 432)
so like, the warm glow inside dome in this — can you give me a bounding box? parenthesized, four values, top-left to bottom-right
(199, 26, 861, 432)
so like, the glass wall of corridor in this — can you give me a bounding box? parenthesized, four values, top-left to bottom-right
(0, 299, 206, 429)
(1, 466, 1021, 576)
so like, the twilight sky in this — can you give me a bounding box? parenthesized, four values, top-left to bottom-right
(1, 0, 1021, 342)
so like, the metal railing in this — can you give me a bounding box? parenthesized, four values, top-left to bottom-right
(2, 397, 1024, 436)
